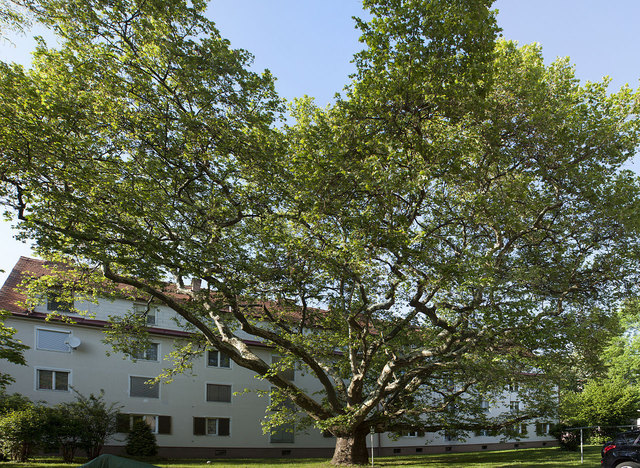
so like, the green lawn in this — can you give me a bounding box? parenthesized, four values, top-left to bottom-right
(0, 446, 602, 467)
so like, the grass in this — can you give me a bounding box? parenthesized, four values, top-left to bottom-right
(0, 445, 602, 467)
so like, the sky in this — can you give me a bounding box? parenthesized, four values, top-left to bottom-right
(1, 0, 639, 285)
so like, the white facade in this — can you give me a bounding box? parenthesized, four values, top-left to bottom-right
(0, 258, 556, 458)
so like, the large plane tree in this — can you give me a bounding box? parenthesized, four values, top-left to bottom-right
(2, 0, 640, 464)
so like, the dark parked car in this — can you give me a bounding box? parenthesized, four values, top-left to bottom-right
(602, 430, 640, 468)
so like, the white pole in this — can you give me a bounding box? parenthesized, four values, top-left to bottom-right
(580, 428, 583, 464)
(370, 429, 374, 467)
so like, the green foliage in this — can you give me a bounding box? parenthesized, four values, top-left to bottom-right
(0, 391, 32, 415)
(42, 405, 84, 463)
(549, 424, 580, 452)
(560, 377, 640, 433)
(125, 420, 158, 457)
(1, 0, 640, 464)
(0, 311, 29, 389)
(67, 391, 120, 460)
(603, 299, 640, 384)
(0, 405, 47, 462)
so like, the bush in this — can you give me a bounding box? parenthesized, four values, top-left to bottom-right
(125, 420, 158, 457)
(550, 424, 579, 451)
(0, 391, 32, 416)
(43, 406, 84, 463)
(0, 406, 48, 461)
(69, 391, 120, 460)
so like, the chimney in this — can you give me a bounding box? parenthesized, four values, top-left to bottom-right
(191, 278, 201, 292)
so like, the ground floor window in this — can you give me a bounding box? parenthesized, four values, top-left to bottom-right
(536, 422, 551, 435)
(193, 417, 230, 436)
(116, 414, 171, 434)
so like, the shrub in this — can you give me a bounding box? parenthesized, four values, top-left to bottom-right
(125, 420, 158, 457)
(69, 391, 120, 460)
(43, 406, 84, 463)
(550, 424, 579, 451)
(0, 391, 32, 415)
(0, 406, 48, 461)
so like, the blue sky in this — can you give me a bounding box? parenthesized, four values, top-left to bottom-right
(1, 0, 639, 283)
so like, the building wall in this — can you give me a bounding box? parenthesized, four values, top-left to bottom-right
(3, 295, 556, 457)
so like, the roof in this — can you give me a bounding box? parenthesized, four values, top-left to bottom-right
(0, 256, 275, 347)
(0, 256, 52, 315)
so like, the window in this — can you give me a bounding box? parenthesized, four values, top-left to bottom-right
(444, 431, 457, 442)
(271, 355, 294, 381)
(207, 350, 231, 368)
(47, 289, 73, 313)
(480, 400, 490, 412)
(132, 343, 159, 361)
(36, 328, 71, 352)
(133, 303, 156, 326)
(536, 422, 551, 435)
(37, 369, 70, 391)
(116, 413, 171, 434)
(193, 417, 230, 436)
(270, 424, 295, 443)
(509, 401, 520, 413)
(400, 430, 424, 437)
(206, 384, 232, 403)
(508, 383, 519, 392)
(129, 376, 160, 399)
(475, 429, 490, 437)
(270, 387, 295, 444)
(506, 423, 527, 435)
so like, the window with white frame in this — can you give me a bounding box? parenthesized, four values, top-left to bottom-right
(129, 376, 160, 399)
(509, 401, 520, 413)
(133, 303, 156, 326)
(116, 413, 171, 434)
(536, 422, 551, 435)
(511, 423, 527, 435)
(508, 383, 519, 392)
(206, 383, 232, 403)
(480, 399, 490, 412)
(37, 369, 70, 391)
(36, 328, 71, 352)
(207, 350, 231, 368)
(474, 429, 491, 437)
(131, 343, 159, 361)
(193, 417, 230, 436)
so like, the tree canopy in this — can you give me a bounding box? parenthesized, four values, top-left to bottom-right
(1, 0, 640, 464)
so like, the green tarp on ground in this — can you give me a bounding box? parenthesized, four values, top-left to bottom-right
(79, 454, 160, 468)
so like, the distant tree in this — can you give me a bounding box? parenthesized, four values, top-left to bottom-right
(560, 377, 640, 438)
(0, 311, 28, 389)
(603, 300, 640, 384)
(125, 420, 158, 457)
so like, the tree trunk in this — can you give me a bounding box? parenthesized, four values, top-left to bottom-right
(331, 431, 369, 466)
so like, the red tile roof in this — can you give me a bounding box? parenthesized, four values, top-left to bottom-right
(0, 256, 52, 314)
(0, 257, 281, 347)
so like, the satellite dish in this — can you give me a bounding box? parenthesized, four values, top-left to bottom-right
(67, 337, 81, 349)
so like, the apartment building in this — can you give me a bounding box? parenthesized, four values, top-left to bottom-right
(0, 257, 556, 458)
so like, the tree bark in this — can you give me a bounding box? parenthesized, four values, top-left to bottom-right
(331, 431, 369, 466)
